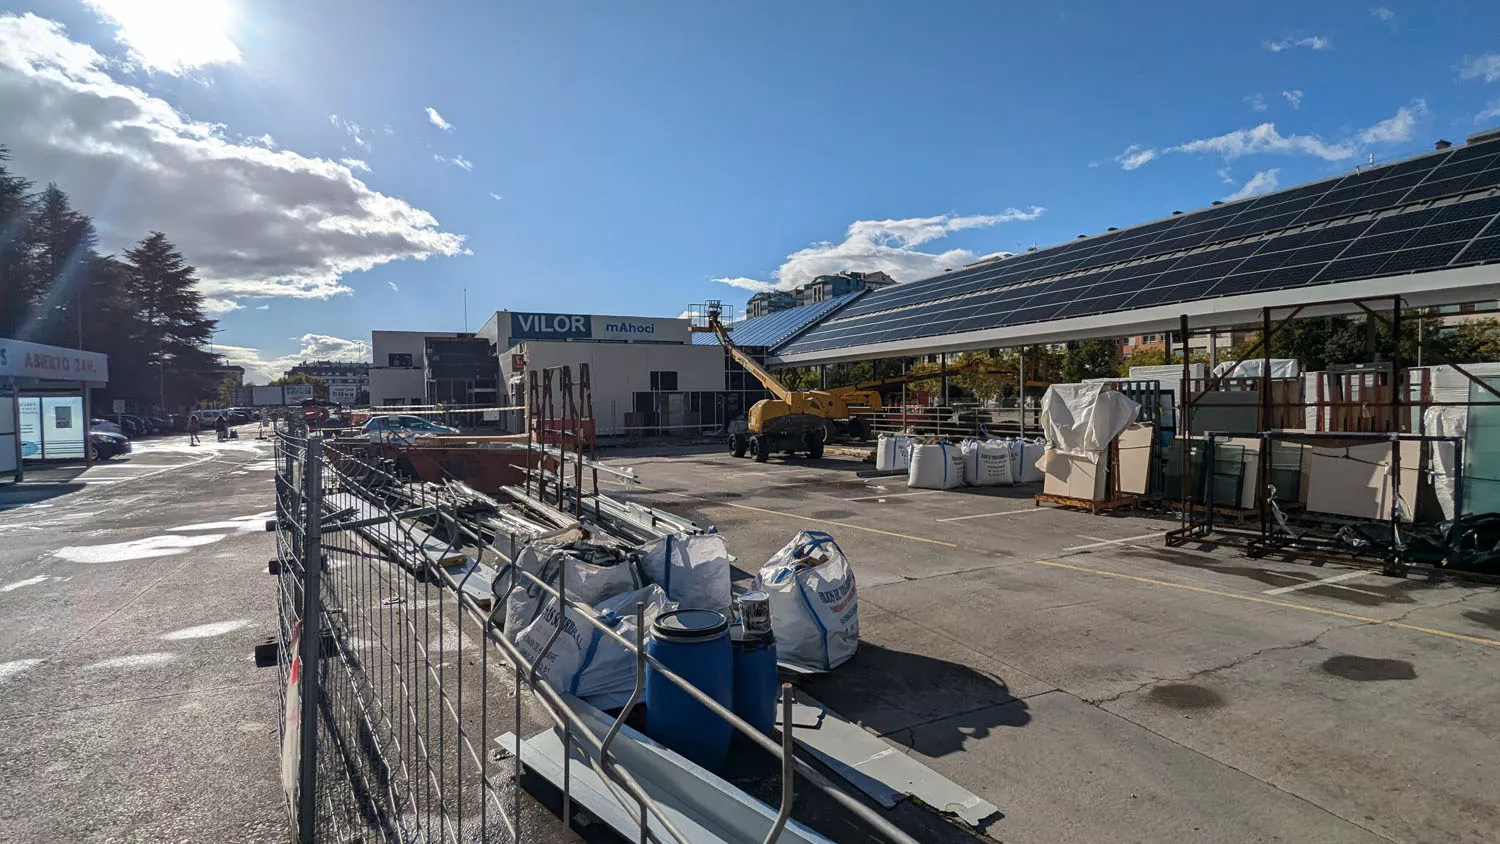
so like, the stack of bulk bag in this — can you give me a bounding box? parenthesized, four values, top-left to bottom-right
(907, 441, 965, 489)
(875, 435, 913, 472)
(962, 439, 1014, 486)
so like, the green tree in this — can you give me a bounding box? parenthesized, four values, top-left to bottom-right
(22, 185, 100, 347)
(0, 145, 35, 339)
(122, 232, 220, 411)
(1063, 339, 1121, 382)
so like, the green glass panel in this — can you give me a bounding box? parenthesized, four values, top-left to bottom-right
(1464, 378, 1500, 516)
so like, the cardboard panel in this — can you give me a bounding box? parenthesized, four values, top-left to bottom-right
(1116, 424, 1154, 496)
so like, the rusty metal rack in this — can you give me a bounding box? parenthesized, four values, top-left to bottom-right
(1166, 294, 1500, 576)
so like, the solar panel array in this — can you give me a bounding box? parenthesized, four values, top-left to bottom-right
(691, 291, 864, 349)
(780, 134, 1500, 357)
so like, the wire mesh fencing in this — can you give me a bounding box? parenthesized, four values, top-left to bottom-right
(271, 418, 919, 844)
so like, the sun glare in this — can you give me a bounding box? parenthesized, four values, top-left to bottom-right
(85, 0, 241, 74)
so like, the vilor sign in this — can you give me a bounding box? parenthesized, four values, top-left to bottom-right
(0, 338, 110, 383)
(509, 312, 592, 340)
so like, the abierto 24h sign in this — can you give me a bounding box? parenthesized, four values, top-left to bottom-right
(0, 338, 110, 383)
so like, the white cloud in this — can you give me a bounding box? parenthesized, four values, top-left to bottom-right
(713, 209, 1044, 293)
(1264, 35, 1331, 52)
(247, 133, 276, 148)
(1358, 99, 1427, 144)
(1140, 102, 1426, 171)
(1223, 169, 1281, 202)
(1086, 161, 1100, 168)
(488, 191, 503, 201)
(329, 114, 371, 150)
(217, 334, 371, 382)
(0, 15, 465, 311)
(1170, 122, 1354, 161)
(339, 157, 370, 173)
(82, 0, 240, 74)
(425, 107, 453, 131)
(1115, 144, 1157, 170)
(1245, 93, 1267, 112)
(255, 304, 270, 310)
(712, 276, 776, 293)
(1369, 6, 1394, 22)
(202, 297, 242, 315)
(1216, 167, 1235, 185)
(387, 281, 399, 291)
(1281, 89, 1304, 109)
(434, 153, 473, 171)
(1476, 99, 1500, 125)
(1460, 53, 1500, 84)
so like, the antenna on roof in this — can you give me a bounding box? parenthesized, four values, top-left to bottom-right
(1368, 153, 1375, 167)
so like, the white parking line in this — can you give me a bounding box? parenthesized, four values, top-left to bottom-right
(937, 508, 1046, 523)
(1063, 532, 1164, 551)
(1263, 570, 1369, 595)
(844, 490, 941, 502)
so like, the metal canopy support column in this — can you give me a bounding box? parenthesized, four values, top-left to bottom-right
(940, 353, 949, 406)
(1388, 296, 1405, 574)
(1017, 345, 1026, 438)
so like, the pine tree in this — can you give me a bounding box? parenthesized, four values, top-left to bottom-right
(0, 145, 35, 338)
(24, 185, 99, 347)
(122, 232, 220, 410)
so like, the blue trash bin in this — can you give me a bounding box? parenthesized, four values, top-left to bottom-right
(645, 609, 733, 769)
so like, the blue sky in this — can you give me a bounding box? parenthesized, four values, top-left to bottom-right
(3, 0, 1500, 379)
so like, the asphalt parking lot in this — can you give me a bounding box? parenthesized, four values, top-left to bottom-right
(604, 444, 1500, 844)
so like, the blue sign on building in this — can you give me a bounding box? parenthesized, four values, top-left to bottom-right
(510, 312, 592, 340)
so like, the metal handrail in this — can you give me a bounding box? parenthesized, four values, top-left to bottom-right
(312, 433, 921, 844)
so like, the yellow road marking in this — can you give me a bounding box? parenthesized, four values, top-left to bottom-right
(647, 489, 959, 548)
(1031, 558, 1500, 649)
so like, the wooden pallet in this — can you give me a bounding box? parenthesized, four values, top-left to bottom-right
(1034, 493, 1135, 515)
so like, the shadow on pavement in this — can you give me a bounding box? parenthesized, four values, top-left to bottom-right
(800, 642, 1032, 755)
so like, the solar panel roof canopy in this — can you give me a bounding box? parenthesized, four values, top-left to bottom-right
(773, 129, 1500, 367)
(692, 290, 863, 349)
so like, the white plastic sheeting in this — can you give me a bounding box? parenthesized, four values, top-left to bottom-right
(1424, 405, 1466, 521)
(961, 439, 1013, 486)
(1211, 358, 1301, 380)
(1038, 383, 1141, 458)
(907, 442, 965, 489)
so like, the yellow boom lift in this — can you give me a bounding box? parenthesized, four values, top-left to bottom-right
(698, 302, 1010, 462)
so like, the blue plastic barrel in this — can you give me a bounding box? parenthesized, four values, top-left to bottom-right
(645, 609, 733, 769)
(732, 630, 778, 737)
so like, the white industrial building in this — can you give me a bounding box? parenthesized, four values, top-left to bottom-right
(370, 312, 738, 435)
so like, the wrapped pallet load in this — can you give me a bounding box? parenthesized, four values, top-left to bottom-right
(875, 434, 914, 472)
(962, 439, 1014, 486)
(1037, 382, 1140, 501)
(907, 441, 965, 489)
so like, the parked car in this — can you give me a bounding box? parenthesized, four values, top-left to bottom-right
(360, 415, 460, 438)
(91, 418, 122, 434)
(89, 430, 131, 461)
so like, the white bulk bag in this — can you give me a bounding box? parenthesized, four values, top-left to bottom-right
(752, 531, 858, 672)
(637, 532, 732, 616)
(1019, 439, 1047, 484)
(513, 584, 673, 709)
(500, 543, 641, 639)
(962, 439, 1014, 486)
(876, 435, 913, 472)
(907, 442, 965, 489)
